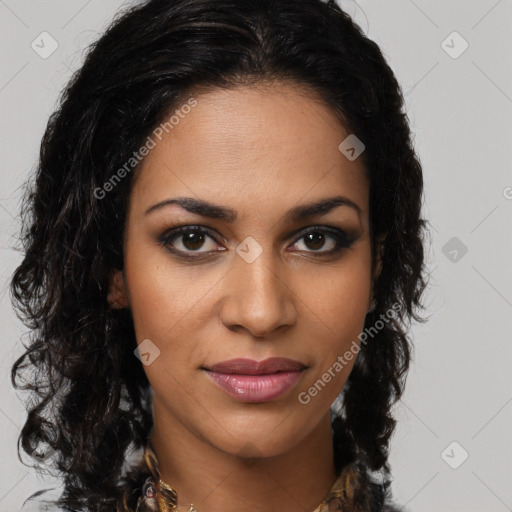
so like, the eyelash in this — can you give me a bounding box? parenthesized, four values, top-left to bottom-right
(157, 225, 356, 260)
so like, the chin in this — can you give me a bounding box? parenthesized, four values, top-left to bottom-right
(210, 428, 301, 461)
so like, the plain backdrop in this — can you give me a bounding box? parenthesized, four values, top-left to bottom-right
(1, 1, 511, 511)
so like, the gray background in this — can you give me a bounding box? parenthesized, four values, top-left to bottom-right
(1, 1, 511, 511)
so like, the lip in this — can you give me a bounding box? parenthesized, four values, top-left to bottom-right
(202, 357, 307, 403)
(204, 357, 307, 375)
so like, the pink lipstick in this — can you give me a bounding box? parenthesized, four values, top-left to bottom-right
(203, 357, 307, 403)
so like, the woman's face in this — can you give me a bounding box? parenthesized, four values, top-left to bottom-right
(111, 82, 376, 458)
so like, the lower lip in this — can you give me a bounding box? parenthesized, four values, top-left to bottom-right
(204, 370, 304, 403)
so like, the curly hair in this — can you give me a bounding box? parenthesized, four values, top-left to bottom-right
(10, 0, 428, 510)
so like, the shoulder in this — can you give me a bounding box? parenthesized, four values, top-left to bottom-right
(19, 487, 65, 512)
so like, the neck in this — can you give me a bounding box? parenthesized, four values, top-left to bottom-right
(150, 397, 337, 512)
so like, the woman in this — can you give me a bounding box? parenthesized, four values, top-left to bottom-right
(11, 0, 428, 510)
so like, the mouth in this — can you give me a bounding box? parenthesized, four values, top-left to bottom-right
(202, 357, 308, 375)
(202, 357, 308, 403)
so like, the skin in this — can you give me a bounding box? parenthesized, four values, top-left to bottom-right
(108, 81, 381, 512)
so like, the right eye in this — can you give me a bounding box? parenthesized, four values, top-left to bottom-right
(158, 226, 226, 258)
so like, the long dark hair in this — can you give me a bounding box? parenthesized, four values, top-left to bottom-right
(11, 0, 428, 510)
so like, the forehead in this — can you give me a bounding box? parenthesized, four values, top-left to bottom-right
(130, 82, 369, 219)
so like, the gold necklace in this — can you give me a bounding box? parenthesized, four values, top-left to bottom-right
(144, 440, 352, 512)
(154, 474, 348, 512)
(156, 477, 198, 512)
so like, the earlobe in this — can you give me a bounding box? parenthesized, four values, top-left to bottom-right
(107, 269, 129, 309)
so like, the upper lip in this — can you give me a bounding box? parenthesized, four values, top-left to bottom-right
(204, 357, 307, 375)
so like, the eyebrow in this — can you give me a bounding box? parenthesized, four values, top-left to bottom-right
(144, 195, 362, 222)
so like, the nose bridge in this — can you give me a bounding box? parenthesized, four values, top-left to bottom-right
(220, 237, 296, 336)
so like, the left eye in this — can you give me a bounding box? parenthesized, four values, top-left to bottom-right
(290, 230, 338, 253)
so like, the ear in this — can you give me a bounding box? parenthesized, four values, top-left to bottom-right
(372, 234, 386, 282)
(107, 269, 129, 309)
(369, 234, 386, 311)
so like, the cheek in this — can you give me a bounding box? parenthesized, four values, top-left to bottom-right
(123, 264, 203, 392)
(305, 247, 372, 329)
(301, 248, 372, 383)
(123, 240, 205, 334)
(123, 242, 222, 378)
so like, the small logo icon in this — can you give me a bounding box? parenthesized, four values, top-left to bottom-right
(441, 31, 469, 59)
(236, 236, 263, 263)
(442, 236, 468, 263)
(32, 445, 56, 463)
(31, 31, 59, 59)
(134, 338, 161, 366)
(441, 441, 469, 469)
(503, 186, 512, 200)
(338, 134, 365, 161)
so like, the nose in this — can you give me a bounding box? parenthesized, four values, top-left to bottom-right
(219, 245, 298, 338)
